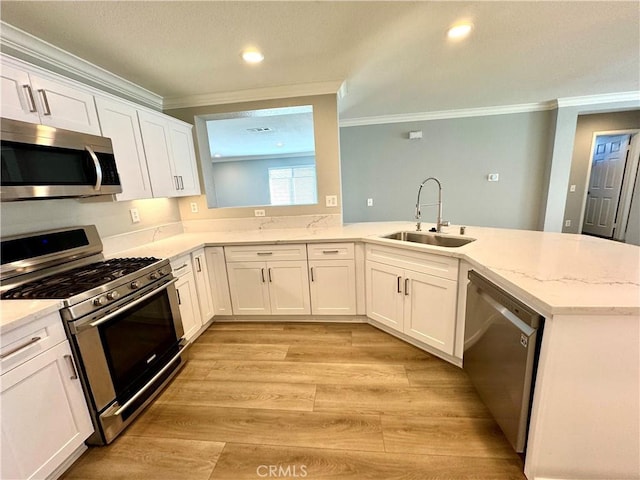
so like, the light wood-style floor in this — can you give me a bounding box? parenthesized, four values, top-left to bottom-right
(61, 322, 527, 480)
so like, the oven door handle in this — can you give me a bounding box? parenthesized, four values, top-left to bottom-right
(88, 278, 178, 329)
(105, 343, 186, 418)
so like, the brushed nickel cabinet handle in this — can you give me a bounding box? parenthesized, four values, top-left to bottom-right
(404, 278, 410, 296)
(195, 257, 202, 272)
(397, 276, 402, 294)
(64, 354, 78, 380)
(268, 268, 272, 282)
(261, 268, 266, 283)
(310, 267, 315, 282)
(0, 336, 41, 358)
(257, 252, 273, 256)
(22, 85, 37, 112)
(37, 89, 51, 115)
(176, 288, 182, 305)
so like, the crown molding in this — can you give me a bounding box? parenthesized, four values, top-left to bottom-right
(163, 81, 343, 110)
(555, 91, 640, 108)
(339, 102, 556, 127)
(0, 21, 163, 110)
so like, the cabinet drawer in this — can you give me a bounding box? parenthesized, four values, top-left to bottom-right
(1, 311, 66, 374)
(307, 242, 354, 260)
(224, 244, 307, 262)
(366, 244, 458, 281)
(171, 254, 193, 277)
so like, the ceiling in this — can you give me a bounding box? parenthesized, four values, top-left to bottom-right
(1, 1, 638, 122)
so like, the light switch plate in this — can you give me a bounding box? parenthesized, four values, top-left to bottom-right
(569, 185, 576, 192)
(487, 173, 499, 182)
(367, 198, 373, 207)
(325, 195, 338, 207)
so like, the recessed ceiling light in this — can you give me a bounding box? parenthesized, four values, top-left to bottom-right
(242, 49, 264, 64)
(447, 23, 473, 40)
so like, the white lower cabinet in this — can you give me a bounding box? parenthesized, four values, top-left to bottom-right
(205, 247, 233, 316)
(365, 244, 458, 355)
(225, 245, 311, 316)
(192, 249, 214, 323)
(307, 243, 357, 315)
(171, 255, 202, 341)
(1, 312, 93, 480)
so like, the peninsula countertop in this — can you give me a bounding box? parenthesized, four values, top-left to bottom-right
(106, 221, 640, 318)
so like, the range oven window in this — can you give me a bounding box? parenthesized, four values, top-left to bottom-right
(99, 289, 178, 398)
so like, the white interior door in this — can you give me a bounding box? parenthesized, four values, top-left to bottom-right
(583, 134, 631, 238)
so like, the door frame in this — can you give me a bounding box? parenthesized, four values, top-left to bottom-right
(579, 129, 640, 240)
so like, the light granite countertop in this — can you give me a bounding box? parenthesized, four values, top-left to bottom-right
(2, 221, 639, 332)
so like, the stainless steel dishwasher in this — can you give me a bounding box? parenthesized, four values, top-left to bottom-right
(464, 270, 544, 453)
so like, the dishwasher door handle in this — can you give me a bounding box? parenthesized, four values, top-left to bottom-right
(474, 285, 536, 338)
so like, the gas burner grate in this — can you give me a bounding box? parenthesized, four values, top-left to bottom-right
(1, 257, 160, 300)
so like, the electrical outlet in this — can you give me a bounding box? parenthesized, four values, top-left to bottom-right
(254, 209, 266, 217)
(190, 202, 198, 213)
(367, 198, 374, 207)
(325, 195, 338, 207)
(569, 184, 576, 192)
(129, 208, 140, 224)
(565, 219, 571, 227)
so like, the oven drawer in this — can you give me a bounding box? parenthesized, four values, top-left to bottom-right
(1, 311, 66, 374)
(224, 244, 307, 262)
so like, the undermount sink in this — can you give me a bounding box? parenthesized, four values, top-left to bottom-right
(382, 231, 476, 247)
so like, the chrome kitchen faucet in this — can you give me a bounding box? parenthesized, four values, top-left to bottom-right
(415, 177, 449, 232)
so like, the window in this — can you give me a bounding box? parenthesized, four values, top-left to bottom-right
(268, 165, 317, 206)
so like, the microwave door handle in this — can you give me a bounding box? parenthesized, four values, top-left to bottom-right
(85, 145, 103, 191)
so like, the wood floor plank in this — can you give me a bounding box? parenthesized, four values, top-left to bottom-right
(127, 403, 386, 452)
(381, 415, 517, 458)
(351, 327, 413, 347)
(208, 443, 527, 480)
(60, 436, 224, 480)
(314, 384, 491, 417)
(404, 361, 474, 387)
(206, 322, 286, 331)
(189, 343, 289, 361)
(286, 343, 436, 364)
(155, 378, 316, 411)
(196, 329, 352, 346)
(203, 360, 410, 385)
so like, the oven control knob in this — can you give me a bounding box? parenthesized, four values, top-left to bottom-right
(106, 291, 120, 301)
(130, 281, 140, 290)
(149, 272, 159, 280)
(93, 296, 106, 306)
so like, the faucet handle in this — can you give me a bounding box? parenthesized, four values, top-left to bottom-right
(441, 220, 450, 227)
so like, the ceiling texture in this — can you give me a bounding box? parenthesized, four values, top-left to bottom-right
(0, 1, 638, 122)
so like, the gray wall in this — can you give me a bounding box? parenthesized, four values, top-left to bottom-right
(340, 111, 553, 230)
(561, 110, 640, 234)
(212, 155, 315, 208)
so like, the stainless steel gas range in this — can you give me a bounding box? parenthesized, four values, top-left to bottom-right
(0, 225, 188, 445)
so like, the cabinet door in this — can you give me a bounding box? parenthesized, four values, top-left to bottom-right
(192, 249, 214, 323)
(205, 247, 233, 316)
(28, 73, 101, 135)
(175, 273, 202, 341)
(267, 260, 311, 315)
(0, 62, 40, 123)
(403, 271, 457, 355)
(226, 262, 271, 315)
(309, 260, 356, 315)
(138, 110, 176, 197)
(95, 96, 153, 201)
(1, 341, 93, 480)
(168, 122, 200, 197)
(365, 261, 404, 331)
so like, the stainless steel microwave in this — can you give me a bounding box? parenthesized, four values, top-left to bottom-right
(0, 118, 122, 201)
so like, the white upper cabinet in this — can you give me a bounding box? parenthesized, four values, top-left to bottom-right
(138, 109, 201, 198)
(95, 96, 153, 201)
(1, 57, 101, 135)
